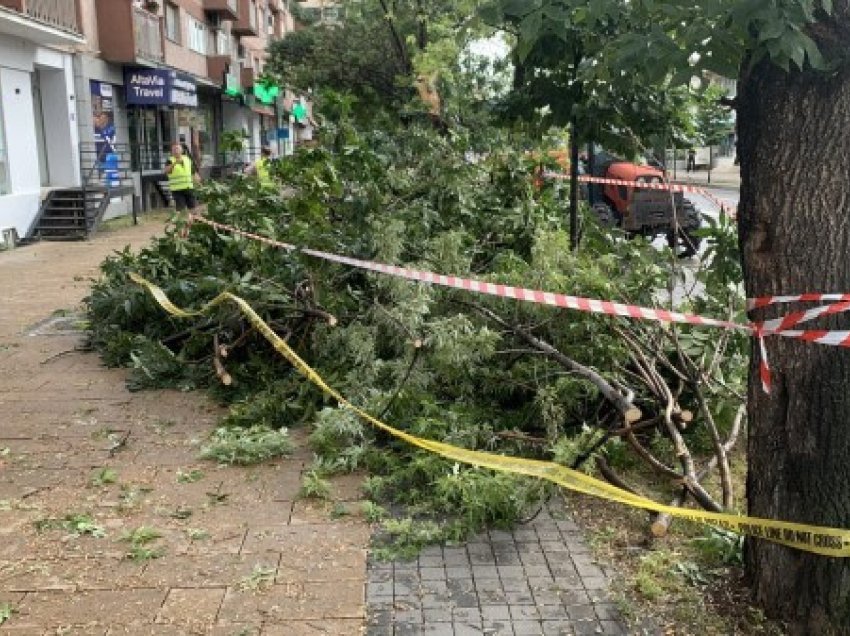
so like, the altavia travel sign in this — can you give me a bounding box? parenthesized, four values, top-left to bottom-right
(124, 68, 198, 107)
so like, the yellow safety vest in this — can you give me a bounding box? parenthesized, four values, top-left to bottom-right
(168, 155, 194, 191)
(255, 157, 274, 189)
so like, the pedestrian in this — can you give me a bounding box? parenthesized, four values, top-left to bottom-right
(686, 148, 696, 173)
(164, 142, 200, 211)
(246, 146, 275, 191)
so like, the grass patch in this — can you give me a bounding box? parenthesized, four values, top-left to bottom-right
(0, 603, 13, 625)
(200, 426, 293, 465)
(238, 565, 276, 592)
(120, 526, 165, 561)
(177, 468, 205, 483)
(299, 469, 331, 500)
(186, 528, 210, 541)
(90, 467, 118, 486)
(34, 513, 105, 538)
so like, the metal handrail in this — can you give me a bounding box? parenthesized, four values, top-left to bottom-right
(80, 142, 133, 190)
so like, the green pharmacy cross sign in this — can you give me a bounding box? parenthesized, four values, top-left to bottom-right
(292, 102, 307, 123)
(253, 81, 280, 105)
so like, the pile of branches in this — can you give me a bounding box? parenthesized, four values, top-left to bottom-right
(86, 118, 747, 546)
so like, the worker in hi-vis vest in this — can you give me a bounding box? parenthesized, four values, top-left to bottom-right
(164, 142, 200, 210)
(246, 146, 275, 191)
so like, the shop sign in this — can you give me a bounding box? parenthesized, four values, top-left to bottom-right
(170, 73, 198, 107)
(124, 69, 198, 107)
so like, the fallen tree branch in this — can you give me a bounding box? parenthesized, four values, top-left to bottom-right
(469, 303, 641, 423)
(213, 334, 233, 386)
(651, 405, 745, 536)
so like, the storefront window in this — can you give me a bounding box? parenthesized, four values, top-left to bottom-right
(0, 77, 9, 195)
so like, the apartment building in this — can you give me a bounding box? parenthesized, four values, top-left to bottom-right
(0, 0, 296, 236)
(80, 0, 294, 208)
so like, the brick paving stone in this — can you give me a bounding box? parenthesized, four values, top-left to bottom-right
(420, 555, 445, 567)
(11, 589, 168, 628)
(566, 604, 598, 622)
(446, 566, 473, 579)
(261, 619, 365, 635)
(541, 620, 574, 635)
(420, 567, 447, 581)
(155, 586, 226, 628)
(481, 605, 510, 621)
(472, 565, 500, 579)
(422, 623, 455, 635)
(513, 620, 544, 635)
(424, 608, 454, 623)
(482, 621, 513, 635)
(443, 547, 469, 564)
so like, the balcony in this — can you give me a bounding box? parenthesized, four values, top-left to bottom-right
(0, 0, 84, 42)
(232, 0, 257, 36)
(240, 66, 255, 89)
(207, 54, 230, 83)
(203, 0, 238, 21)
(95, 0, 163, 64)
(207, 30, 231, 83)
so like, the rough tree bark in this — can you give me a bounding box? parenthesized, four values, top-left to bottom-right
(738, 4, 850, 632)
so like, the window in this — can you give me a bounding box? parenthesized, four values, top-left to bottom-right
(321, 5, 339, 21)
(187, 16, 207, 54)
(215, 29, 230, 56)
(164, 3, 180, 42)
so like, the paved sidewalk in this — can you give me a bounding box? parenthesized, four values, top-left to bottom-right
(671, 157, 741, 190)
(366, 498, 642, 636)
(0, 221, 369, 634)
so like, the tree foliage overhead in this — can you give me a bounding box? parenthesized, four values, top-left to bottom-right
(267, 0, 487, 121)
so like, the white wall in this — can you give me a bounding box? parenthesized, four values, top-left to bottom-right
(0, 33, 81, 236)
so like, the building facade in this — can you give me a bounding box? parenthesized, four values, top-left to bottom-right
(0, 0, 84, 236)
(0, 0, 299, 235)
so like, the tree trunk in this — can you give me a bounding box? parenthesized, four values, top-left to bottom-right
(738, 8, 850, 632)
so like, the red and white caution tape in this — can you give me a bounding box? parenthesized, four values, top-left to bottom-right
(184, 214, 850, 394)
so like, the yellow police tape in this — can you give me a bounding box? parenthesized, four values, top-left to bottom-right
(130, 272, 850, 557)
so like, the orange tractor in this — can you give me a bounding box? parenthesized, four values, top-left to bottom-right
(586, 152, 701, 257)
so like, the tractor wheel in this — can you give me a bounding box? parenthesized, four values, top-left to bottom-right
(592, 202, 619, 228)
(667, 202, 702, 258)
(666, 226, 702, 257)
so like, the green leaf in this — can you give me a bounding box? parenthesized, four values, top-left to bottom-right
(758, 19, 786, 42)
(800, 32, 827, 70)
(518, 10, 544, 48)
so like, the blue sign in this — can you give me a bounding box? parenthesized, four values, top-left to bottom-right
(277, 127, 290, 140)
(124, 68, 198, 107)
